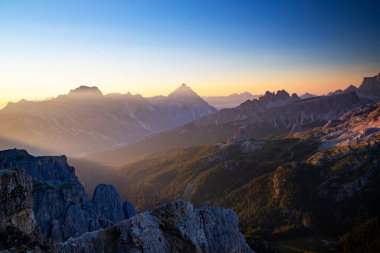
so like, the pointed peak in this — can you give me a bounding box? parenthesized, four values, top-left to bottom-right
(345, 84, 358, 92)
(169, 83, 198, 98)
(68, 86, 103, 97)
(240, 91, 253, 96)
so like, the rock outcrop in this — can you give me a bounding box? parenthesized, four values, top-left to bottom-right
(358, 72, 380, 98)
(60, 200, 254, 253)
(0, 149, 252, 252)
(0, 149, 132, 248)
(317, 102, 380, 150)
(0, 149, 77, 183)
(92, 184, 126, 226)
(122, 200, 136, 219)
(0, 168, 42, 251)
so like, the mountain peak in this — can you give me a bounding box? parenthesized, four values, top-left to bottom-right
(68, 86, 103, 97)
(300, 93, 317, 99)
(345, 84, 358, 93)
(240, 91, 253, 96)
(358, 72, 380, 97)
(259, 90, 296, 102)
(169, 83, 198, 98)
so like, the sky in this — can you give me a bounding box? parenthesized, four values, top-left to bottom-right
(0, 0, 380, 108)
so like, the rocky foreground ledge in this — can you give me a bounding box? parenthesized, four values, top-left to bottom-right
(0, 149, 253, 253)
(61, 200, 253, 253)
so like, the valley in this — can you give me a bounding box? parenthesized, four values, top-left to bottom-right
(94, 101, 380, 252)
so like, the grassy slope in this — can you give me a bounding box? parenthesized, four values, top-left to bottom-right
(114, 137, 320, 218)
(111, 130, 379, 252)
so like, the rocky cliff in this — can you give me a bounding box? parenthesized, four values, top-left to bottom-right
(329, 72, 380, 102)
(0, 168, 42, 251)
(358, 72, 380, 98)
(0, 149, 133, 248)
(92, 184, 126, 226)
(60, 200, 253, 253)
(0, 149, 252, 252)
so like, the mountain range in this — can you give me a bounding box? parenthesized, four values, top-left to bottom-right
(0, 84, 216, 155)
(87, 73, 380, 166)
(1, 72, 380, 252)
(328, 72, 380, 101)
(89, 90, 362, 166)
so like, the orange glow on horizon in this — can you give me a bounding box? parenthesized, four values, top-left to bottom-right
(1, 65, 378, 109)
(0, 72, 370, 110)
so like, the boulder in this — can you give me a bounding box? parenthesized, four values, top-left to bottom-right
(92, 184, 126, 225)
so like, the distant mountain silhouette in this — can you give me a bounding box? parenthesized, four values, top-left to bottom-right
(169, 83, 198, 97)
(0, 84, 216, 155)
(147, 84, 217, 127)
(357, 72, 380, 99)
(203, 92, 260, 110)
(300, 92, 317, 99)
(68, 85, 103, 97)
(327, 72, 380, 102)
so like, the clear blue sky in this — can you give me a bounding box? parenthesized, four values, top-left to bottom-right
(0, 0, 379, 105)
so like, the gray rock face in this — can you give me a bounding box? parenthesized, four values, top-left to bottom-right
(122, 200, 136, 219)
(0, 150, 252, 252)
(0, 149, 77, 184)
(0, 168, 36, 234)
(0, 149, 96, 244)
(60, 200, 254, 253)
(32, 183, 99, 244)
(0, 149, 134, 247)
(92, 184, 126, 225)
(0, 168, 42, 251)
